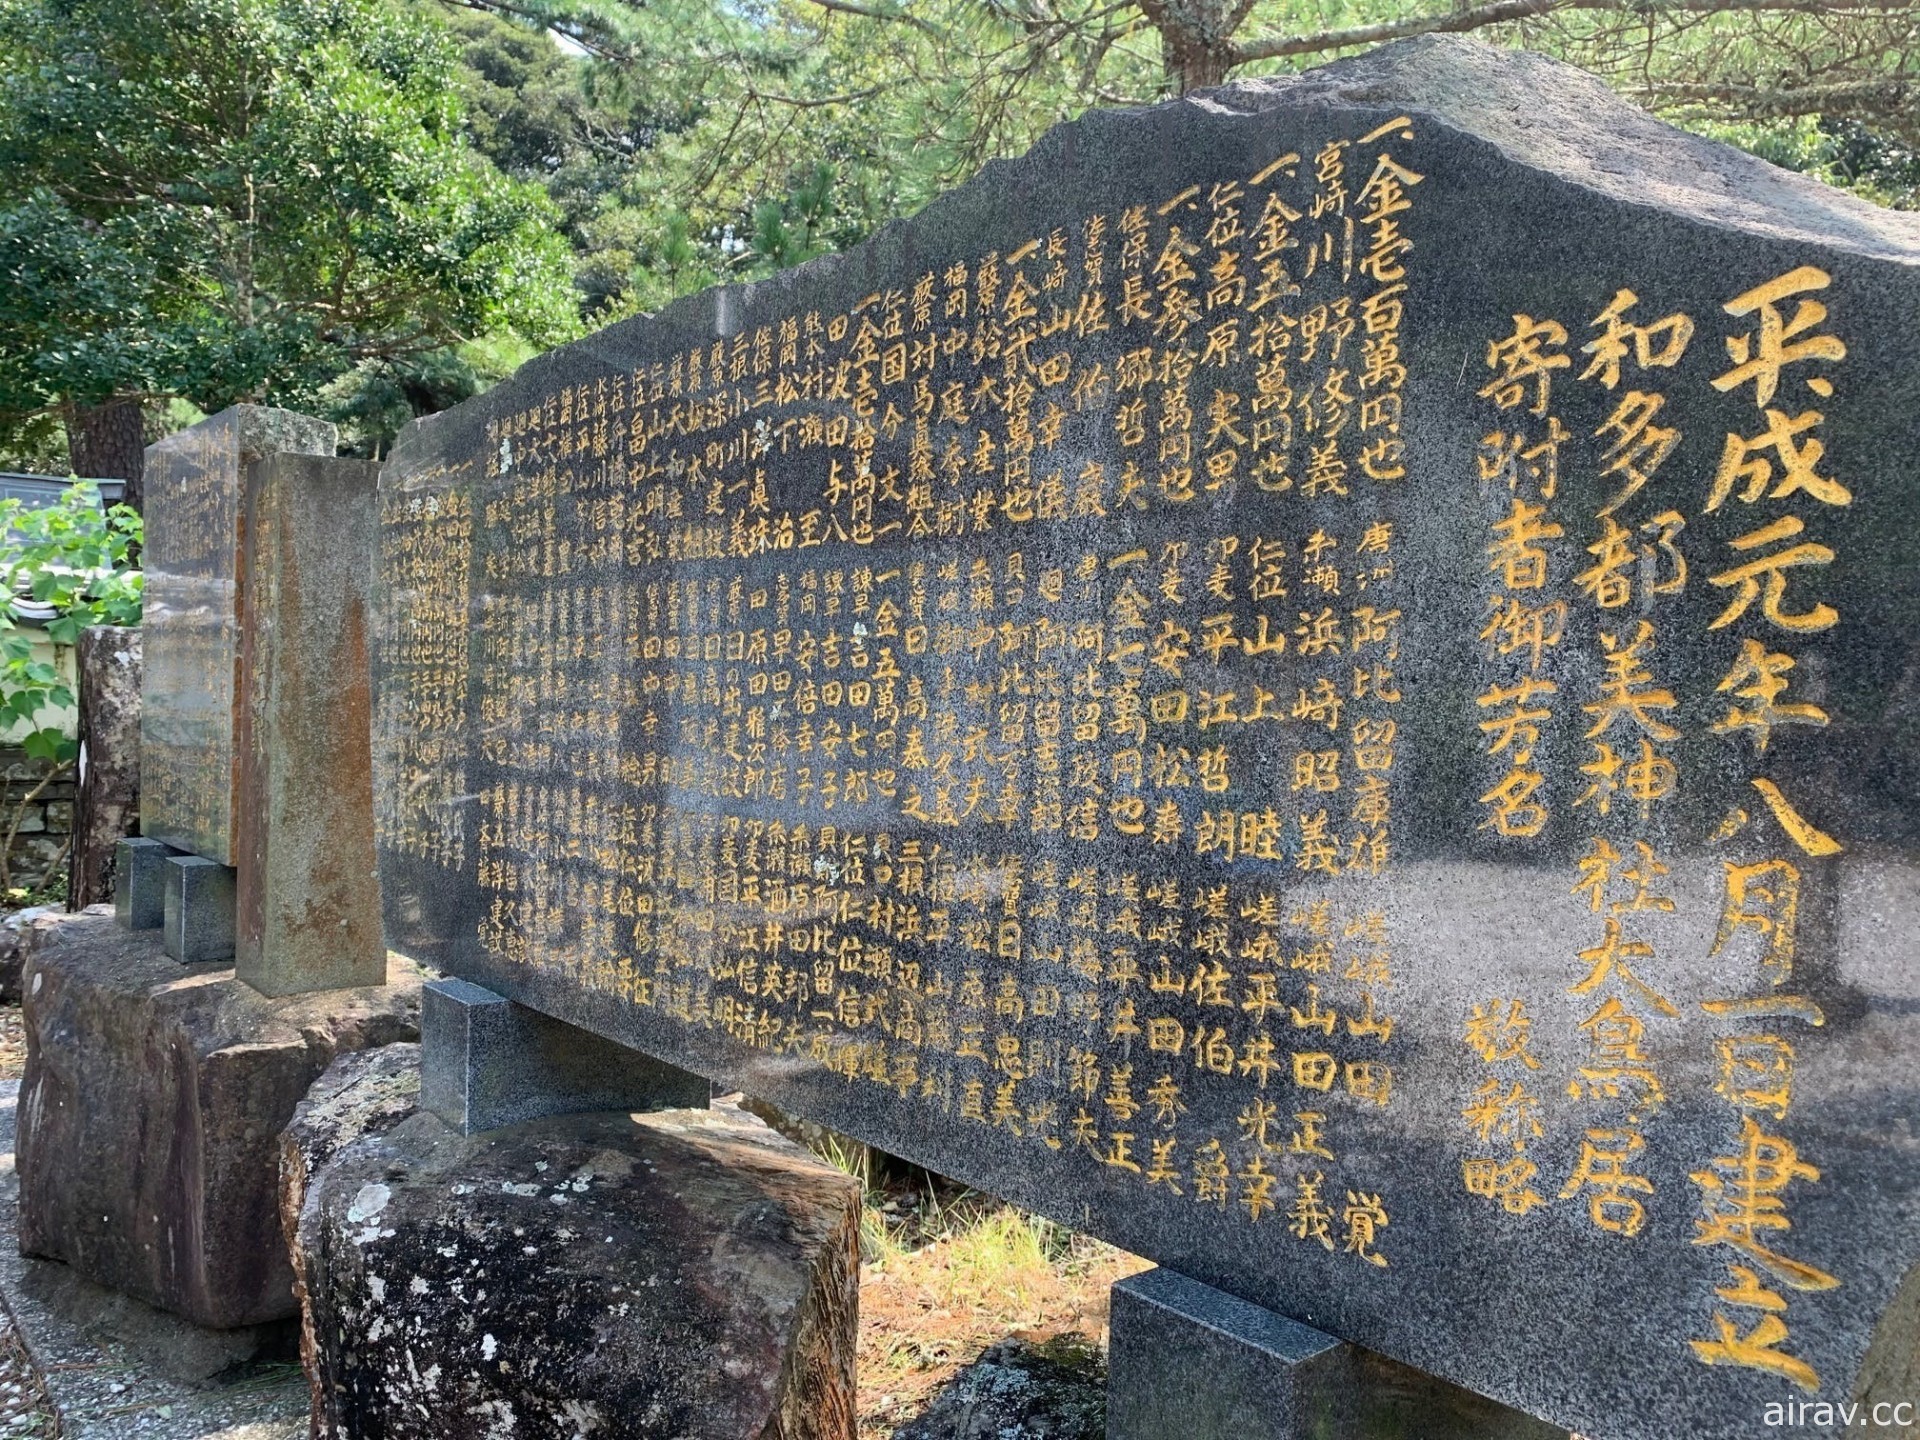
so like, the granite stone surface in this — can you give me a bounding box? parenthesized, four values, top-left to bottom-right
(1107, 1266, 1565, 1440)
(140, 406, 334, 866)
(113, 835, 171, 932)
(16, 910, 421, 1329)
(1108, 1267, 1354, 1440)
(419, 977, 710, 1133)
(369, 36, 1920, 1438)
(233, 454, 385, 996)
(0, 1080, 310, 1440)
(278, 1044, 423, 1440)
(289, 1094, 860, 1440)
(162, 855, 235, 965)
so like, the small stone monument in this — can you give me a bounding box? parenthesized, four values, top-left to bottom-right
(233, 453, 386, 995)
(140, 406, 333, 960)
(18, 406, 416, 1334)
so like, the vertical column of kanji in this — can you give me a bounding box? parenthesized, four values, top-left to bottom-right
(1684, 266, 1849, 1394)
(375, 461, 474, 883)
(1546, 286, 1694, 1242)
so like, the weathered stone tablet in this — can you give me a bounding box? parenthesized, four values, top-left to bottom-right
(141, 406, 335, 864)
(233, 453, 386, 995)
(371, 36, 1920, 1438)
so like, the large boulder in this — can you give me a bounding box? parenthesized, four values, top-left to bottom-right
(285, 1055, 861, 1440)
(279, 1041, 424, 1437)
(891, 1336, 1108, 1440)
(16, 909, 421, 1329)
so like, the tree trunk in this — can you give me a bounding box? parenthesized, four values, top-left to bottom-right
(64, 396, 146, 514)
(69, 625, 143, 911)
(1141, 0, 1249, 94)
(1168, 42, 1235, 94)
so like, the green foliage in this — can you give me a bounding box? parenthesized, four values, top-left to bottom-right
(454, 0, 1915, 329)
(3, 0, 1909, 465)
(1702, 116, 1920, 211)
(320, 336, 542, 458)
(0, 0, 579, 450)
(0, 487, 142, 766)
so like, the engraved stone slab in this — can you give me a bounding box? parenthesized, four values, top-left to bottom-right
(233, 454, 385, 996)
(140, 406, 334, 865)
(370, 36, 1920, 1440)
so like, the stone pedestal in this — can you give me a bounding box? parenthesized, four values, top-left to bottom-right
(162, 853, 235, 963)
(1106, 1268, 1566, 1440)
(1107, 1268, 1358, 1440)
(113, 836, 171, 931)
(285, 1047, 861, 1440)
(16, 909, 421, 1329)
(421, 977, 709, 1134)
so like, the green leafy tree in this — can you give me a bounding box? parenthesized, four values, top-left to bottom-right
(0, 0, 580, 502)
(448, 0, 1914, 314)
(0, 486, 142, 892)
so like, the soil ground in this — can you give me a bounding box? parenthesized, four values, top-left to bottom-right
(854, 1173, 1149, 1439)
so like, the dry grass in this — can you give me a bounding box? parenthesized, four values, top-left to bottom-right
(855, 1184, 1148, 1439)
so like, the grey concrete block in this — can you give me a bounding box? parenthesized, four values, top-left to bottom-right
(420, 978, 709, 1134)
(113, 837, 173, 931)
(1107, 1267, 1355, 1440)
(162, 856, 235, 964)
(1107, 1267, 1567, 1440)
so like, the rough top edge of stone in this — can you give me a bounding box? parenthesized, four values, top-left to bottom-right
(147, 403, 337, 467)
(21, 911, 424, 1053)
(1199, 35, 1920, 262)
(386, 34, 1916, 475)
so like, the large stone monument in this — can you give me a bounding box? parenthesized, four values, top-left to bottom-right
(17, 407, 415, 1333)
(368, 35, 1919, 1440)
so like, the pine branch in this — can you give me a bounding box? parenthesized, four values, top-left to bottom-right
(800, 0, 944, 39)
(1232, 0, 1911, 65)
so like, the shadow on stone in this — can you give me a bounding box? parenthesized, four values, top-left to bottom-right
(13, 1258, 298, 1388)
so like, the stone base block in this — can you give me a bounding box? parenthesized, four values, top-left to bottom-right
(1107, 1268, 1357, 1440)
(114, 837, 173, 931)
(16, 910, 421, 1329)
(286, 1050, 861, 1440)
(421, 977, 710, 1134)
(1107, 1268, 1566, 1440)
(163, 855, 236, 963)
